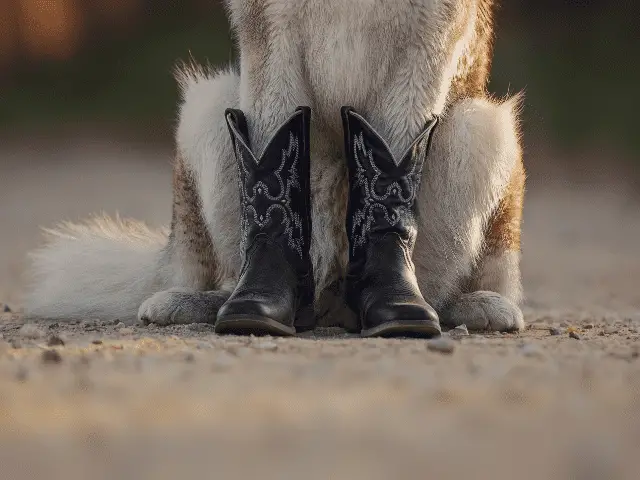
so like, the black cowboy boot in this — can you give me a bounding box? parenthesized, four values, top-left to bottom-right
(341, 106, 441, 338)
(215, 107, 315, 336)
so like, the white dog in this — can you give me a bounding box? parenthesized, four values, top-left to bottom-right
(26, 0, 525, 331)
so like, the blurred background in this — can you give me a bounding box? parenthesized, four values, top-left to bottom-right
(0, 1, 639, 311)
(1, 0, 638, 153)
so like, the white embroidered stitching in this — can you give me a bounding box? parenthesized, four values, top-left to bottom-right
(350, 131, 426, 254)
(235, 132, 304, 258)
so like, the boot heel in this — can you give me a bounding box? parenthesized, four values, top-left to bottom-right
(294, 304, 315, 332)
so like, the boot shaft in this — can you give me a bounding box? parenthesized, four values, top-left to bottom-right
(341, 107, 438, 265)
(225, 107, 313, 277)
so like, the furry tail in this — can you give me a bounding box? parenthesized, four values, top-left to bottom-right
(24, 215, 170, 324)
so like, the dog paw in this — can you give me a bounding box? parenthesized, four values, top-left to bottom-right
(442, 291, 524, 332)
(138, 288, 228, 326)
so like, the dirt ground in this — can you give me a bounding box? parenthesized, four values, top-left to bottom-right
(1, 136, 639, 479)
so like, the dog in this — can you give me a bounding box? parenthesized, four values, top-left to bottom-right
(26, 0, 525, 331)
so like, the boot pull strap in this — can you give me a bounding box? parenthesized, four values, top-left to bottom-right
(225, 108, 251, 156)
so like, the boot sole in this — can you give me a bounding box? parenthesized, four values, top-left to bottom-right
(361, 320, 441, 339)
(215, 315, 296, 337)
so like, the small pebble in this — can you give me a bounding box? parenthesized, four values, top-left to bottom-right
(427, 337, 455, 355)
(569, 331, 581, 340)
(119, 327, 134, 335)
(48, 323, 59, 329)
(549, 327, 563, 336)
(3, 304, 11, 313)
(19, 324, 44, 340)
(520, 344, 545, 359)
(450, 325, 470, 337)
(47, 335, 65, 347)
(115, 322, 126, 329)
(41, 349, 63, 364)
(255, 341, 278, 352)
(92, 340, 103, 345)
(604, 327, 619, 335)
(584, 324, 594, 329)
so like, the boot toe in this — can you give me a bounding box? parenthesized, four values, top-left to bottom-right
(216, 295, 296, 336)
(362, 299, 441, 338)
(217, 299, 273, 320)
(368, 300, 438, 325)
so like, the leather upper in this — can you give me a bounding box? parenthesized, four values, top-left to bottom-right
(216, 238, 308, 327)
(345, 233, 438, 329)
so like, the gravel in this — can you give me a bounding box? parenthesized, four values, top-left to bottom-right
(549, 327, 563, 336)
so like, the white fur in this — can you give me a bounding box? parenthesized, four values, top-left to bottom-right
(415, 97, 522, 310)
(475, 250, 523, 305)
(24, 216, 170, 324)
(443, 291, 525, 331)
(138, 288, 229, 326)
(220, 0, 496, 302)
(226, 0, 475, 155)
(176, 66, 242, 283)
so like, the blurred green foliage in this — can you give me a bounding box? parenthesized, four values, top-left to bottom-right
(1, 1, 638, 156)
(490, 1, 640, 155)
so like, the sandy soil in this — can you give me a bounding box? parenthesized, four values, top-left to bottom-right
(1, 137, 639, 479)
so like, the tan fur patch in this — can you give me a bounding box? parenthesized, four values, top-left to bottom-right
(169, 156, 219, 288)
(485, 155, 525, 253)
(449, 0, 495, 101)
